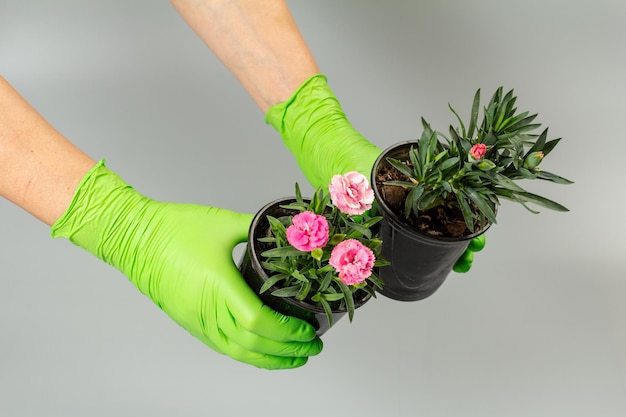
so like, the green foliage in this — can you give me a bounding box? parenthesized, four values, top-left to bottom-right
(385, 87, 573, 232)
(260, 184, 388, 326)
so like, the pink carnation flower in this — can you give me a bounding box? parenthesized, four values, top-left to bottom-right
(329, 171, 374, 215)
(286, 211, 329, 252)
(329, 239, 375, 285)
(469, 143, 487, 161)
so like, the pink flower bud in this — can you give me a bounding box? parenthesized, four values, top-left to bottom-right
(286, 211, 329, 252)
(469, 143, 487, 161)
(329, 171, 374, 215)
(329, 239, 375, 285)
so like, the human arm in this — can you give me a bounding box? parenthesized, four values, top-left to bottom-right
(0, 76, 322, 369)
(169, 1, 484, 270)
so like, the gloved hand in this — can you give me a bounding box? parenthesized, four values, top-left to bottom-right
(266, 74, 485, 273)
(51, 160, 322, 370)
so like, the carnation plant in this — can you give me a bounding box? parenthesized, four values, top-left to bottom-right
(258, 172, 388, 325)
(383, 87, 573, 235)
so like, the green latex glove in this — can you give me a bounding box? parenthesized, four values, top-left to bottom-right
(266, 74, 485, 273)
(51, 161, 322, 370)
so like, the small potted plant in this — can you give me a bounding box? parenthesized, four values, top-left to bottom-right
(239, 172, 388, 335)
(372, 87, 573, 301)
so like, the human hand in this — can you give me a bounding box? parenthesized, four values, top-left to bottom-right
(51, 161, 322, 370)
(265, 74, 381, 189)
(266, 74, 485, 274)
(453, 234, 487, 273)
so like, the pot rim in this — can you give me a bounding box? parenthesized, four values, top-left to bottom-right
(371, 140, 492, 242)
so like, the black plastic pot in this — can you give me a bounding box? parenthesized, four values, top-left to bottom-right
(371, 141, 490, 302)
(238, 197, 371, 336)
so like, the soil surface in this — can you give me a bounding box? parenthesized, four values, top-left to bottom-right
(375, 164, 486, 238)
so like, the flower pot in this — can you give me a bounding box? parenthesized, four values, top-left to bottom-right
(238, 197, 372, 336)
(371, 141, 490, 302)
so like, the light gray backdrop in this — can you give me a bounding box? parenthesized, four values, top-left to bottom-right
(1, 1, 625, 416)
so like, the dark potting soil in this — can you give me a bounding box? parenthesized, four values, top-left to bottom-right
(374, 164, 486, 238)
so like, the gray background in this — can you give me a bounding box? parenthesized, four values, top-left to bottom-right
(1, 1, 625, 416)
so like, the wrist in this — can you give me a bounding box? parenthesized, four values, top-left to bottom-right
(51, 160, 150, 263)
(266, 74, 381, 187)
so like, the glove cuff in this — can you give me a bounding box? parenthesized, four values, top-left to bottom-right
(265, 74, 341, 152)
(50, 159, 143, 260)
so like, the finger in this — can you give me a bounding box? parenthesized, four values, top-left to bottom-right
(222, 268, 320, 343)
(218, 304, 324, 358)
(196, 330, 314, 370)
(468, 234, 487, 252)
(452, 250, 474, 273)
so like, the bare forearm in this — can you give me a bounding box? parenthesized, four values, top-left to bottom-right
(170, 0, 320, 112)
(0, 76, 96, 226)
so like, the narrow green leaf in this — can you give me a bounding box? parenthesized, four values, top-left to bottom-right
(346, 221, 371, 239)
(271, 285, 301, 298)
(337, 280, 355, 322)
(368, 272, 385, 290)
(261, 246, 304, 258)
(464, 187, 498, 225)
(295, 182, 303, 204)
(259, 274, 288, 293)
(291, 270, 309, 283)
(439, 156, 460, 172)
(526, 128, 548, 156)
(535, 170, 574, 184)
(296, 280, 311, 301)
(319, 270, 334, 292)
(455, 190, 476, 231)
(405, 183, 425, 215)
(386, 157, 415, 179)
(382, 180, 415, 188)
(448, 103, 467, 138)
(516, 191, 570, 212)
(468, 88, 481, 139)
(318, 297, 334, 328)
(541, 138, 562, 156)
(323, 293, 345, 302)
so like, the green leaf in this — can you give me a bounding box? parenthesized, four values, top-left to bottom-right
(516, 191, 570, 212)
(259, 274, 288, 293)
(296, 280, 311, 301)
(311, 248, 323, 261)
(337, 280, 355, 322)
(480, 170, 526, 192)
(266, 215, 286, 235)
(464, 187, 497, 225)
(535, 170, 574, 184)
(260, 261, 292, 274)
(541, 138, 562, 156)
(291, 270, 309, 283)
(295, 182, 303, 204)
(323, 293, 345, 302)
(318, 297, 334, 328)
(386, 157, 415, 179)
(448, 103, 467, 138)
(468, 88, 481, 139)
(368, 272, 385, 290)
(346, 221, 372, 239)
(382, 180, 415, 188)
(455, 190, 476, 231)
(405, 183, 425, 216)
(417, 189, 440, 211)
(271, 285, 301, 298)
(319, 270, 334, 292)
(261, 246, 304, 258)
(526, 128, 548, 156)
(439, 156, 460, 172)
